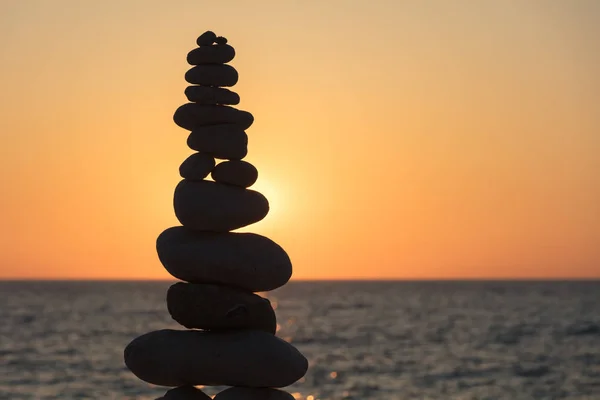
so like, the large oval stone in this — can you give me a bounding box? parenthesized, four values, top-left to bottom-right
(184, 86, 240, 105)
(167, 282, 276, 333)
(164, 386, 211, 400)
(187, 124, 247, 160)
(215, 388, 294, 400)
(212, 160, 258, 188)
(156, 226, 292, 292)
(174, 180, 268, 232)
(196, 31, 217, 46)
(179, 153, 215, 180)
(174, 104, 253, 131)
(124, 330, 308, 387)
(185, 65, 238, 87)
(187, 45, 235, 65)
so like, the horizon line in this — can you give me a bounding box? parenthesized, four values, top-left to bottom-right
(1, 277, 599, 282)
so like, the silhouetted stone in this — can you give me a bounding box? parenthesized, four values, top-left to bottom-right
(174, 104, 253, 131)
(124, 329, 308, 387)
(167, 282, 276, 333)
(164, 386, 212, 399)
(187, 125, 248, 160)
(185, 65, 238, 87)
(156, 227, 292, 292)
(215, 388, 294, 400)
(212, 160, 258, 188)
(185, 86, 240, 105)
(197, 31, 217, 46)
(174, 180, 268, 232)
(179, 153, 215, 180)
(187, 44, 235, 65)
(215, 36, 228, 45)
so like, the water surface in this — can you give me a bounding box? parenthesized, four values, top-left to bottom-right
(1, 280, 599, 399)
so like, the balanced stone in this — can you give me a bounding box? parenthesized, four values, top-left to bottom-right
(187, 124, 247, 160)
(174, 103, 253, 131)
(215, 36, 228, 45)
(215, 388, 295, 400)
(184, 86, 240, 105)
(156, 226, 292, 292)
(212, 160, 258, 188)
(163, 386, 211, 400)
(124, 329, 309, 387)
(196, 31, 217, 46)
(167, 282, 276, 333)
(179, 153, 215, 180)
(187, 45, 235, 65)
(185, 65, 238, 87)
(174, 180, 268, 232)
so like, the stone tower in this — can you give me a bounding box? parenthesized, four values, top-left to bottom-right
(124, 31, 308, 400)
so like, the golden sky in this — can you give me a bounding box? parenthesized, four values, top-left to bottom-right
(0, 0, 598, 279)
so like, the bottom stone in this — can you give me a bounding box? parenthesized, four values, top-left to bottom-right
(215, 387, 295, 400)
(124, 329, 308, 388)
(161, 386, 211, 399)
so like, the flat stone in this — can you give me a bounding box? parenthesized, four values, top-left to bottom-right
(212, 160, 258, 188)
(215, 388, 294, 400)
(167, 282, 276, 333)
(156, 226, 292, 292)
(187, 124, 247, 160)
(185, 65, 238, 87)
(124, 329, 308, 387)
(196, 31, 217, 46)
(187, 45, 235, 65)
(179, 153, 215, 180)
(174, 180, 268, 232)
(164, 386, 211, 400)
(184, 86, 240, 105)
(174, 104, 253, 131)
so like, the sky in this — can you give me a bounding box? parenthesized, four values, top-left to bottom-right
(0, 0, 598, 280)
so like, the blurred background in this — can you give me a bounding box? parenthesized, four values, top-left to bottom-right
(0, 1, 599, 399)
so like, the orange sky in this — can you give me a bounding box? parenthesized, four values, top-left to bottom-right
(0, 1, 598, 280)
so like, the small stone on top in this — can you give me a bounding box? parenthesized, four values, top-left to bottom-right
(197, 31, 217, 46)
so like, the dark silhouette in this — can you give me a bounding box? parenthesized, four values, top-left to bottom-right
(123, 31, 307, 399)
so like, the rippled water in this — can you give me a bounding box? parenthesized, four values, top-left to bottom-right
(1, 281, 599, 399)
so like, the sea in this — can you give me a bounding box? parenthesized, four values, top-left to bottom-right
(0, 281, 599, 400)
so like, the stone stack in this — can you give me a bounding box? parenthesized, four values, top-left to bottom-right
(124, 31, 307, 400)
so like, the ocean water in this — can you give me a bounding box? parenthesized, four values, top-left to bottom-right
(0, 281, 599, 400)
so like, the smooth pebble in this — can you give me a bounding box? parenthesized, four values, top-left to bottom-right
(185, 64, 238, 87)
(174, 104, 253, 131)
(212, 160, 258, 188)
(174, 180, 268, 232)
(215, 388, 295, 400)
(157, 226, 292, 292)
(196, 31, 217, 46)
(184, 86, 240, 105)
(187, 44, 235, 65)
(164, 386, 212, 399)
(187, 124, 248, 160)
(167, 282, 277, 333)
(124, 329, 308, 387)
(179, 153, 215, 180)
